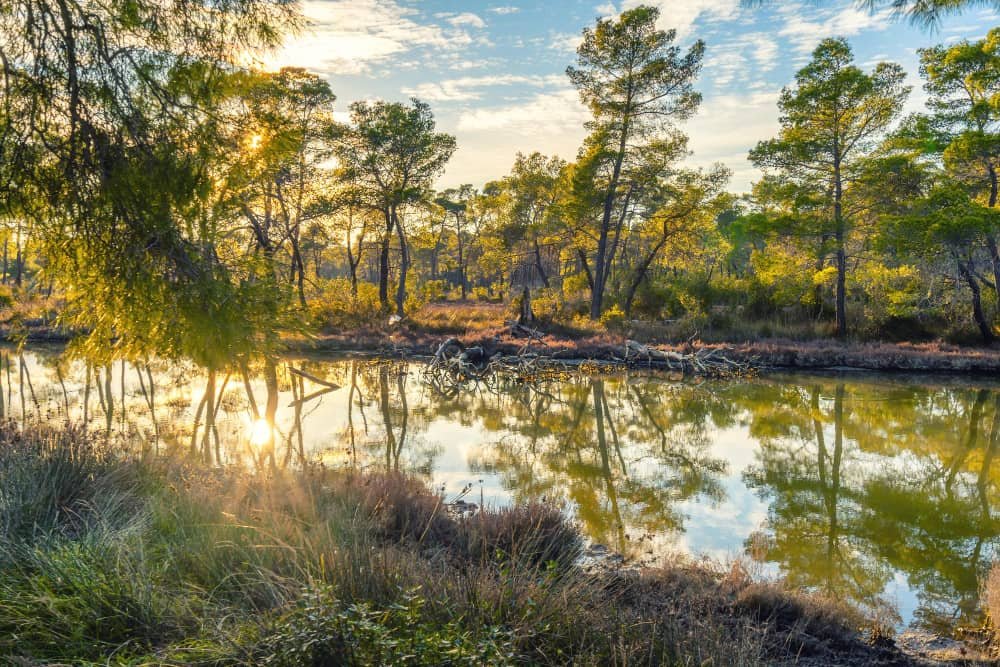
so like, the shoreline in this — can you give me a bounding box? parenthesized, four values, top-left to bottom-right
(288, 330, 1000, 375)
(9, 324, 1000, 374)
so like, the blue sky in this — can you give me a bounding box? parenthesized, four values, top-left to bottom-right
(257, 0, 1000, 193)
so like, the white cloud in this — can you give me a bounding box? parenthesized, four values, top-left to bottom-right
(402, 74, 565, 102)
(620, 0, 741, 38)
(446, 12, 487, 29)
(705, 32, 779, 88)
(442, 89, 589, 187)
(253, 0, 479, 75)
(549, 31, 583, 53)
(490, 5, 520, 14)
(456, 88, 588, 133)
(445, 58, 500, 71)
(682, 90, 781, 192)
(777, 2, 894, 54)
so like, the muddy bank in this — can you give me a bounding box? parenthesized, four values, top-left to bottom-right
(294, 329, 1000, 375)
(8, 322, 1000, 374)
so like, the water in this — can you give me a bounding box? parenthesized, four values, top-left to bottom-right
(6, 347, 1000, 634)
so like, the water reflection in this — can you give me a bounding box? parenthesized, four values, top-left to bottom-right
(6, 348, 1000, 634)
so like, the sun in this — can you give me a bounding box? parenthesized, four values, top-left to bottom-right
(247, 133, 263, 151)
(248, 418, 273, 447)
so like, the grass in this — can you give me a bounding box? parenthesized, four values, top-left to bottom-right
(0, 422, 942, 666)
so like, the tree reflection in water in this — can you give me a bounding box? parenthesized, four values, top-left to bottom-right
(741, 379, 1000, 633)
(7, 350, 1000, 633)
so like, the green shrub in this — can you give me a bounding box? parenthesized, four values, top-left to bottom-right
(530, 288, 563, 323)
(599, 304, 627, 332)
(471, 286, 491, 302)
(857, 264, 923, 331)
(310, 278, 382, 330)
(419, 279, 448, 303)
(254, 585, 518, 666)
(0, 285, 14, 309)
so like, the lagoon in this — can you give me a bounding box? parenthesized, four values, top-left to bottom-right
(7, 348, 999, 635)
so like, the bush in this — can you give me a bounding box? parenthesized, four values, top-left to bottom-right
(460, 502, 582, 568)
(419, 279, 448, 303)
(528, 288, 563, 323)
(0, 424, 142, 541)
(471, 286, 492, 302)
(254, 585, 517, 666)
(599, 304, 627, 332)
(310, 278, 382, 330)
(0, 285, 13, 309)
(345, 472, 456, 548)
(856, 264, 923, 333)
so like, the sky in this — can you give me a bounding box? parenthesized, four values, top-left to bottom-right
(255, 0, 1000, 193)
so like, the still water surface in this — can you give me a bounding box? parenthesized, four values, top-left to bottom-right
(6, 347, 1000, 634)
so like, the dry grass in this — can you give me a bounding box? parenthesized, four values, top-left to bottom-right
(0, 422, 941, 666)
(408, 302, 508, 335)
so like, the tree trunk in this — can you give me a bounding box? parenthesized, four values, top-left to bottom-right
(590, 123, 630, 320)
(623, 237, 668, 317)
(290, 236, 307, 307)
(534, 239, 549, 288)
(518, 285, 534, 325)
(959, 259, 994, 343)
(346, 221, 361, 301)
(987, 165, 1000, 308)
(347, 246, 359, 300)
(14, 220, 22, 288)
(456, 215, 467, 300)
(577, 249, 594, 292)
(378, 208, 393, 309)
(833, 156, 847, 338)
(393, 208, 409, 318)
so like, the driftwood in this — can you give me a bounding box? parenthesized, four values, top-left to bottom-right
(622, 340, 754, 376)
(507, 322, 545, 340)
(423, 337, 753, 394)
(424, 337, 569, 395)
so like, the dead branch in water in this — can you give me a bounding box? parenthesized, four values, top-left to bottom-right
(422, 337, 755, 394)
(424, 337, 570, 395)
(621, 340, 756, 377)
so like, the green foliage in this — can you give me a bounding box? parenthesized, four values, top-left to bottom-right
(255, 585, 518, 666)
(471, 286, 493, 302)
(0, 285, 13, 309)
(750, 38, 910, 336)
(856, 264, 923, 326)
(419, 279, 448, 302)
(599, 304, 628, 331)
(530, 288, 566, 323)
(310, 279, 382, 330)
(750, 247, 816, 309)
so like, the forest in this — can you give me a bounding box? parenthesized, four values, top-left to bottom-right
(1, 0, 1000, 374)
